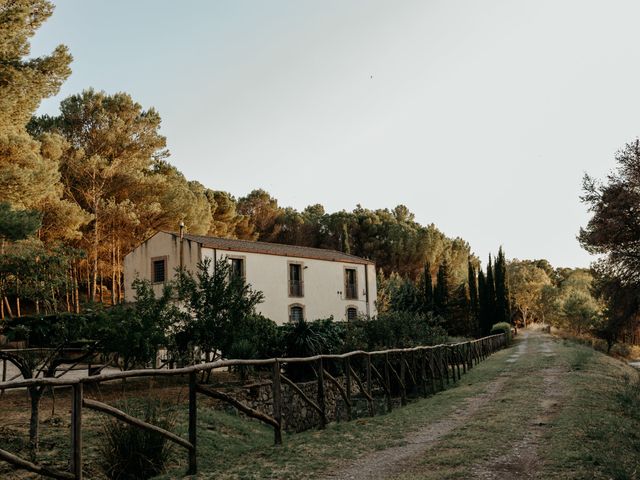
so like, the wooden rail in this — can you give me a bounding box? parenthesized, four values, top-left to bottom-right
(0, 333, 507, 479)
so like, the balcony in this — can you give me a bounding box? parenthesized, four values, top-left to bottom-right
(345, 284, 358, 300)
(289, 280, 304, 297)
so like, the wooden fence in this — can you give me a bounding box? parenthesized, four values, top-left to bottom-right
(0, 333, 507, 479)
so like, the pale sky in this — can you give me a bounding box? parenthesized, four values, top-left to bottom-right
(31, 1, 640, 268)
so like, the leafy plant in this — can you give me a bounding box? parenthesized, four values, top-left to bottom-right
(175, 258, 264, 362)
(99, 401, 175, 480)
(490, 322, 512, 343)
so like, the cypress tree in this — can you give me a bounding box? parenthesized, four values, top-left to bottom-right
(434, 260, 450, 317)
(478, 269, 490, 336)
(468, 259, 479, 333)
(494, 247, 509, 325)
(422, 262, 434, 314)
(486, 255, 496, 326)
(341, 223, 351, 254)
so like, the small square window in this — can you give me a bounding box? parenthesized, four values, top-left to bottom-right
(347, 307, 358, 321)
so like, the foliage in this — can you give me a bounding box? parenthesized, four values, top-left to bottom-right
(99, 401, 174, 480)
(176, 258, 264, 360)
(91, 279, 186, 370)
(507, 260, 552, 326)
(226, 314, 282, 360)
(346, 312, 447, 351)
(579, 140, 640, 343)
(0, 203, 41, 242)
(490, 322, 512, 344)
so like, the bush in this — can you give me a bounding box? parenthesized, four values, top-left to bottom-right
(99, 401, 174, 480)
(490, 322, 512, 344)
(611, 343, 632, 358)
(591, 338, 609, 353)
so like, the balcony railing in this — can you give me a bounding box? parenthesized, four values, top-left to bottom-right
(345, 284, 358, 300)
(289, 280, 304, 297)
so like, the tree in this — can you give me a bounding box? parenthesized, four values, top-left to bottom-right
(561, 291, 601, 335)
(0, 0, 71, 209)
(478, 269, 492, 336)
(0, 202, 41, 244)
(494, 247, 510, 324)
(176, 258, 264, 361)
(434, 261, 450, 317)
(468, 260, 479, 334)
(31, 89, 170, 301)
(507, 260, 552, 326)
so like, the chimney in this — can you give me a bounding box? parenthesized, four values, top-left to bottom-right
(179, 221, 185, 270)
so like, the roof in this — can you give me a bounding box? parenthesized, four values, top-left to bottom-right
(164, 231, 374, 265)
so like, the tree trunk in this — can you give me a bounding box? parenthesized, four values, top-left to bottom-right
(85, 263, 90, 303)
(74, 265, 80, 313)
(111, 238, 116, 305)
(99, 270, 104, 304)
(3, 297, 13, 318)
(116, 241, 122, 303)
(92, 200, 99, 303)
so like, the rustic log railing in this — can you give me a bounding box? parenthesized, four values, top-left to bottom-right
(0, 333, 507, 479)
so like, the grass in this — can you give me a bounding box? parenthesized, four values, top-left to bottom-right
(2, 334, 640, 479)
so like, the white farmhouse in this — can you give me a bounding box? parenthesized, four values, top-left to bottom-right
(123, 231, 377, 324)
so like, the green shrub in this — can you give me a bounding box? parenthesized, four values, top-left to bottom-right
(611, 343, 632, 358)
(99, 401, 174, 480)
(591, 338, 609, 353)
(490, 322, 512, 344)
(617, 374, 640, 419)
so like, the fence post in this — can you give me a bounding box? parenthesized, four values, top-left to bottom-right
(365, 354, 373, 416)
(384, 354, 392, 412)
(317, 358, 326, 429)
(187, 371, 197, 475)
(1, 359, 5, 397)
(71, 383, 83, 480)
(420, 350, 427, 397)
(461, 345, 467, 374)
(344, 357, 352, 421)
(272, 360, 282, 444)
(399, 353, 407, 406)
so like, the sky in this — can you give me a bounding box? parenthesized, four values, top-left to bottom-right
(30, 0, 640, 268)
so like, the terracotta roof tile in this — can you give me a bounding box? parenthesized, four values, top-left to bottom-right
(165, 232, 374, 265)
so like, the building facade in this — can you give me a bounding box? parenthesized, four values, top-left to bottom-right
(123, 231, 377, 324)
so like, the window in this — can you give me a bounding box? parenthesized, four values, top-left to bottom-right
(346, 307, 358, 321)
(289, 304, 304, 323)
(289, 263, 304, 297)
(151, 257, 166, 283)
(345, 268, 358, 299)
(230, 257, 245, 281)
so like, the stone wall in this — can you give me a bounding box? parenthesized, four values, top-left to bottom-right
(234, 375, 361, 432)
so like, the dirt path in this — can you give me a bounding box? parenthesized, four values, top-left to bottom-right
(469, 338, 565, 479)
(323, 331, 569, 480)
(322, 334, 532, 480)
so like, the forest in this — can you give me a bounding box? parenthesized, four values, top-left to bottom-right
(0, 1, 477, 321)
(0, 0, 621, 347)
